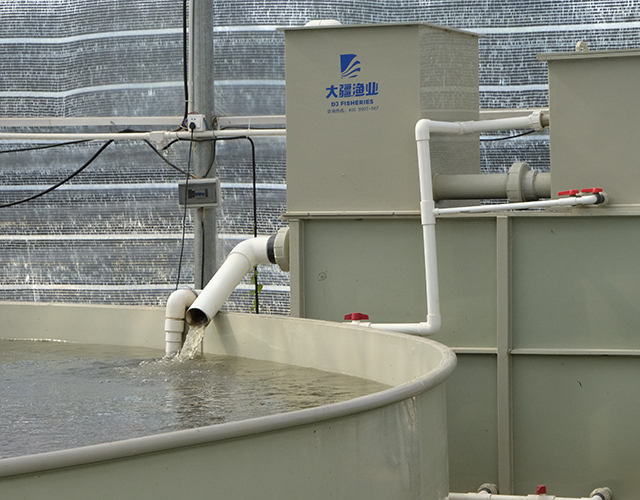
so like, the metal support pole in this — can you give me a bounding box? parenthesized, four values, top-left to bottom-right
(191, 0, 216, 288)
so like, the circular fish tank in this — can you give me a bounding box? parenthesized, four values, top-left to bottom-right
(0, 301, 456, 500)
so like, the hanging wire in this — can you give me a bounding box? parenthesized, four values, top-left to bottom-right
(182, 0, 189, 124)
(247, 136, 260, 313)
(143, 140, 196, 178)
(168, 134, 261, 312)
(175, 127, 195, 289)
(0, 140, 113, 209)
(479, 129, 536, 142)
(0, 139, 92, 154)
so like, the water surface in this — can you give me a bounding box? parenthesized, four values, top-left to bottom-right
(0, 339, 388, 458)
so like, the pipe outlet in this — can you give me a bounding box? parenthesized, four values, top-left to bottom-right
(164, 288, 200, 356)
(186, 229, 290, 328)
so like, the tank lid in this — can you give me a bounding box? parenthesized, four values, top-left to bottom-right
(278, 21, 483, 38)
(538, 48, 640, 61)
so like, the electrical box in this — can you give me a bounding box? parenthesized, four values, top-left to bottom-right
(178, 178, 219, 208)
(539, 49, 640, 206)
(187, 113, 207, 132)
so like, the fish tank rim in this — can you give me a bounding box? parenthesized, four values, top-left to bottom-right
(0, 301, 456, 479)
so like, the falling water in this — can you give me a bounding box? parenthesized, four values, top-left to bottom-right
(175, 324, 206, 361)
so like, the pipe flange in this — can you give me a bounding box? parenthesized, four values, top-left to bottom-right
(477, 483, 499, 495)
(590, 487, 613, 500)
(528, 110, 545, 131)
(274, 226, 290, 272)
(507, 162, 530, 202)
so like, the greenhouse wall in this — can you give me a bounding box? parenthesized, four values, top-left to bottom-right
(1, 0, 640, 312)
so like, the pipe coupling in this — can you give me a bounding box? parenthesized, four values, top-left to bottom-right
(273, 227, 290, 272)
(507, 162, 551, 202)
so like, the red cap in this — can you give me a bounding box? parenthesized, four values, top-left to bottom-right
(536, 485, 547, 495)
(581, 187, 603, 194)
(344, 312, 369, 321)
(558, 189, 579, 196)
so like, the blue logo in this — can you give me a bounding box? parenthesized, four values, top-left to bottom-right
(340, 54, 361, 79)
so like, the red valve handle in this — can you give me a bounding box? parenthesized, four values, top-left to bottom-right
(558, 189, 579, 196)
(344, 312, 369, 321)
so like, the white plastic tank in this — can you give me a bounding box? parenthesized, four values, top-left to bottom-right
(0, 302, 456, 500)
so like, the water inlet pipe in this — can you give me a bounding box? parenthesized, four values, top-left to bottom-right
(449, 485, 612, 500)
(185, 227, 290, 328)
(358, 112, 548, 337)
(164, 287, 200, 356)
(362, 119, 443, 336)
(434, 189, 606, 215)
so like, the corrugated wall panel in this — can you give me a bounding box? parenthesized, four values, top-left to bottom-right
(1, 0, 640, 314)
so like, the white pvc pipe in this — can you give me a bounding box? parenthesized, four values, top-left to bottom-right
(164, 287, 200, 356)
(434, 193, 603, 215)
(185, 236, 274, 327)
(366, 112, 548, 337)
(450, 491, 609, 500)
(428, 110, 546, 135)
(0, 129, 286, 143)
(367, 120, 441, 336)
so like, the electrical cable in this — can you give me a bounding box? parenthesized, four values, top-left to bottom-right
(105, 126, 196, 178)
(170, 134, 260, 311)
(143, 140, 196, 178)
(0, 140, 113, 209)
(182, 0, 189, 124)
(203, 139, 216, 178)
(162, 139, 180, 151)
(175, 125, 195, 289)
(480, 129, 536, 142)
(247, 136, 259, 314)
(0, 139, 92, 154)
(161, 136, 216, 177)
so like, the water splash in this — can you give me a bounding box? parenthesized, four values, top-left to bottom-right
(176, 324, 206, 361)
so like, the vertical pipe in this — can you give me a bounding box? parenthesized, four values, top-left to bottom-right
(417, 129, 441, 328)
(191, 0, 217, 288)
(368, 120, 441, 335)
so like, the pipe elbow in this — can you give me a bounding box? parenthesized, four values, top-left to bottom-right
(165, 288, 199, 355)
(184, 231, 289, 328)
(419, 314, 441, 336)
(231, 236, 270, 267)
(165, 288, 199, 328)
(415, 119, 432, 141)
(368, 315, 441, 337)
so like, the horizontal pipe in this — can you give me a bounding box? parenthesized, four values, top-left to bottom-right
(0, 128, 286, 143)
(0, 116, 183, 127)
(478, 108, 550, 128)
(450, 494, 602, 500)
(423, 111, 547, 138)
(0, 110, 545, 129)
(433, 173, 510, 200)
(450, 489, 610, 500)
(531, 171, 551, 198)
(433, 172, 551, 201)
(434, 193, 603, 215)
